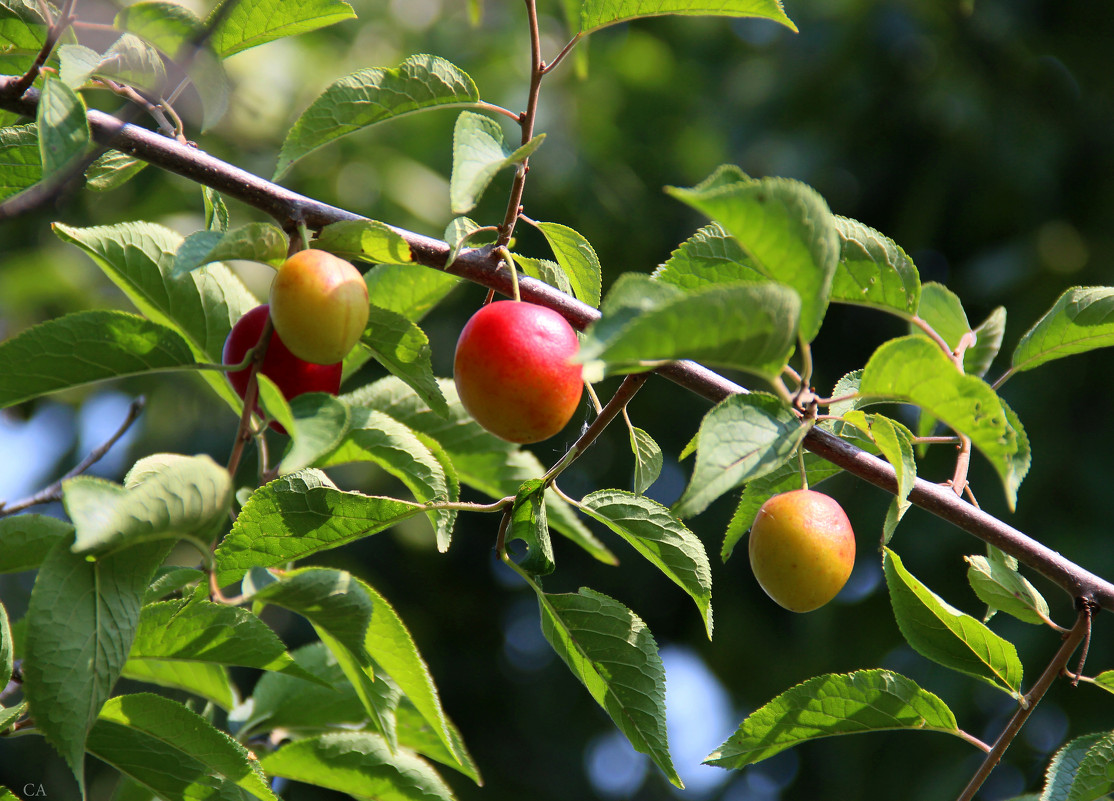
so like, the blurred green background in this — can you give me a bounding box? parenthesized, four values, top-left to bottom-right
(2, 0, 1114, 799)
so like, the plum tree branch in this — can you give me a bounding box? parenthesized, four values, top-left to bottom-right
(1, 78, 1112, 611)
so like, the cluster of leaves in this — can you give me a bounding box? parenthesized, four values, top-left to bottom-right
(4, 1, 1114, 800)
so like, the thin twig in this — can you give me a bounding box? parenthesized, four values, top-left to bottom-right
(541, 373, 650, 486)
(0, 395, 146, 517)
(496, 0, 545, 247)
(541, 33, 583, 75)
(955, 609, 1091, 801)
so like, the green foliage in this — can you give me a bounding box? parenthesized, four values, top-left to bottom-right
(1, 0, 1112, 798)
(276, 54, 481, 180)
(450, 110, 544, 214)
(539, 588, 681, 788)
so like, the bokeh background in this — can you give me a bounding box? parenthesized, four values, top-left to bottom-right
(2, 0, 1114, 799)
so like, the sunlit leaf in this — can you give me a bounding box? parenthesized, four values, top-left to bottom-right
(579, 279, 800, 383)
(208, 0, 355, 58)
(114, 1, 230, 130)
(578, 0, 796, 34)
(37, 76, 89, 177)
(860, 335, 1026, 510)
(260, 732, 456, 801)
(0, 311, 197, 408)
(884, 548, 1023, 697)
(508, 479, 554, 577)
(652, 222, 761, 291)
(534, 221, 602, 308)
(965, 546, 1049, 626)
(64, 453, 231, 554)
(276, 55, 480, 180)
(214, 470, 423, 587)
(673, 393, 807, 518)
(629, 426, 663, 495)
(0, 122, 41, 199)
(540, 588, 681, 788)
(706, 669, 967, 768)
(51, 221, 258, 411)
(830, 216, 920, 317)
(667, 172, 838, 342)
(316, 408, 456, 548)
(315, 219, 414, 265)
(450, 110, 544, 214)
(87, 693, 276, 801)
(1011, 287, 1114, 374)
(580, 489, 713, 638)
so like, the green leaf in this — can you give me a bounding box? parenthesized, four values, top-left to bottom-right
(244, 567, 400, 744)
(508, 479, 555, 577)
(1011, 287, 1114, 374)
(830, 216, 920, 317)
(204, 186, 229, 232)
(0, 0, 48, 57)
(315, 219, 415, 266)
(64, 453, 231, 554)
(965, 547, 1049, 626)
(913, 282, 970, 350)
(349, 376, 614, 565)
(37, 76, 90, 178)
(0, 702, 26, 735)
(883, 548, 1023, 697)
(450, 110, 544, 214)
(87, 693, 276, 801)
(365, 262, 460, 323)
(860, 335, 1026, 510)
(360, 304, 449, 418)
(629, 426, 663, 495)
(260, 732, 457, 801)
(352, 575, 472, 772)
(516, 253, 576, 297)
(23, 537, 170, 793)
(145, 566, 205, 602)
(0, 513, 73, 573)
(540, 588, 681, 787)
(276, 55, 480, 180)
(721, 451, 842, 561)
(84, 148, 147, 191)
(534, 221, 603, 308)
(172, 222, 288, 276)
(208, 0, 356, 58)
(1042, 733, 1107, 801)
(580, 490, 713, 638)
(652, 222, 762, 291)
(0, 122, 42, 200)
(52, 221, 258, 411)
(278, 392, 351, 474)
(667, 173, 839, 342)
(316, 408, 456, 549)
(0, 311, 197, 408)
(61, 34, 167, 93)
(705, 669, 967, 769)
(0, 600, 12, 694)
(965, 306, 1007, 378)
(122, 658, 236, 710)
(114, 2, 230, 130)
(579, 280, 800, 383)
(578, 0, 796, 34)
(839, 411, 916, 538)
(214, 469, 423, 587)
(129, 599, 323, 683)
(673, 393, 807, 518)
(230, 642, 365, 737)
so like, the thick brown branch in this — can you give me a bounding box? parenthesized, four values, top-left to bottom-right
(1, 78, 1112, 610)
